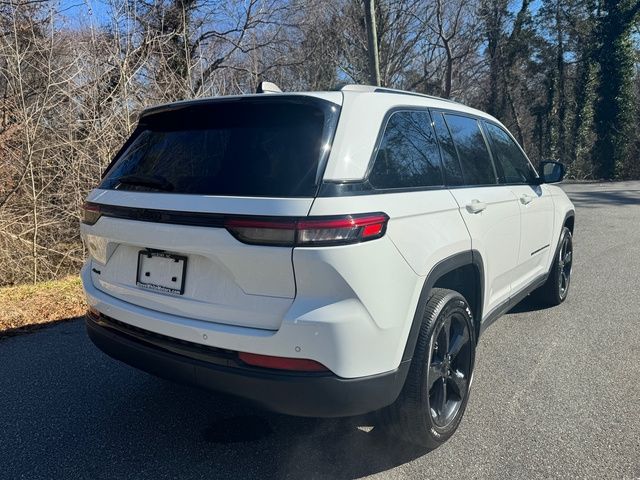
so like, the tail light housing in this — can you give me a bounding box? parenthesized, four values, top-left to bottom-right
(81, 202, 102, 225)
(80, 202, 388, 248)
(225, 213, 389, 247)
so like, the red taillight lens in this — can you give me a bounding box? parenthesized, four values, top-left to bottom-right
(224, 213, 388, 247)
(238, 352, 329, 372)
(297, 214, 388, 246)
(81, 202, 102, 225)
(224, 218, 296, 246)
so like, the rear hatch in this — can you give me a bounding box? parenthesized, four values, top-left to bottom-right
(81, 94, 341, 330)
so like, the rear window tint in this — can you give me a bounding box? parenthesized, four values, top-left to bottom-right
(100, 98, 339, 197)
(369, 110, 443, 189)
(444, 114, 496, 186)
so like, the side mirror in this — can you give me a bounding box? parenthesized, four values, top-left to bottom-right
(538, 161, 565, 184)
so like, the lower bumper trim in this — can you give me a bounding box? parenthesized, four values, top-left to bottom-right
(86, 316, 409, 417)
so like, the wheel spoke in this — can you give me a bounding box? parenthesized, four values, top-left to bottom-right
(437, 379, 447, 422)
(564, 250, 572, 265)
(440, 317, 451, 352)
(449, 370, 467, 399)
(428, 363, 443, 391)
(448, 327, 469, 358)
(561, 270, 569, 290)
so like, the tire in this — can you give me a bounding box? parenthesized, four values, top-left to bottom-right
(533, 227, 573, 307)
(380, 288, 476, 449)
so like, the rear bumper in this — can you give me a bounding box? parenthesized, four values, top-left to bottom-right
(86, 315, 409, 417)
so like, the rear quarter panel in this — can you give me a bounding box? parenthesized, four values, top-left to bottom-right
(303, 190, 471, 375)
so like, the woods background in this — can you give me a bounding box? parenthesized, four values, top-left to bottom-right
(0, 0, 639, 286)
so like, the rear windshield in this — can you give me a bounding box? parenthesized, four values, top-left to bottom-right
(100, 97, 340, 197)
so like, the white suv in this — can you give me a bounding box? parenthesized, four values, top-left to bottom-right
(80, 84, 575, 447)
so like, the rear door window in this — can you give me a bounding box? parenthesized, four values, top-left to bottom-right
(444, 114, 497, 186)
(100, 98, 340, 197)
(369, 110, 443, 189)
(431, 112, 464, 186)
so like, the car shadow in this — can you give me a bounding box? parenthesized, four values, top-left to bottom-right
(0, 320, 430, 480)
(506, 294, 553, 314)
(104, 380, 430, 479)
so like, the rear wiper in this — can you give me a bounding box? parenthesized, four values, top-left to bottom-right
(116, 174, 174, 192)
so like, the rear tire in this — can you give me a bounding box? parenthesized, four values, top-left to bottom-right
(380, 288, 475, 449)
(533, 227, 573, 307)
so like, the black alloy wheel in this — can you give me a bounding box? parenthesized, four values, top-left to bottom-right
(557, 231, 573, 300)
(533, 226, 573, 307)
(380, 288, 476, 449)
(428, 312, 472, 428)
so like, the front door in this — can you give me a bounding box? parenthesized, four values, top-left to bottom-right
(482, 121, 555, 293)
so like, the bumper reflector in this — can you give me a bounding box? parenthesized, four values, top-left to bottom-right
(238, 352, 329, 372)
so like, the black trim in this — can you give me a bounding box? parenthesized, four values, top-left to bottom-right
(401, 250, 484, 362)
(563, 209, 575, 230)
(83, 205, 389, 247)
(530, 244, 550, 256)
(90, 203, 228, 227)
(86, 315, 410, 417)
(318, 181, 444, 197)
(479, 273, 547, 335)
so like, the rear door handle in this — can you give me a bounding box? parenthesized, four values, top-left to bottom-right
(466, 199, 487, 214)
(520, 194, 534, 205)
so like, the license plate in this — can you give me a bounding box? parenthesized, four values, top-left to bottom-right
(136, 250, 187, 295)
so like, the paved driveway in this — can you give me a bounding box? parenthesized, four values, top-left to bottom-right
(1, 182, 639, 479)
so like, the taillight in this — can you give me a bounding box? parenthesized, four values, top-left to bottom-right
(224, 218, 296, 246)
(238, 352, 329, 372)
(81, 202, 101, 225)
(224, 213, 388, 247)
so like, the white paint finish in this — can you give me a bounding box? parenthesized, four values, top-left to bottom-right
(81, 216, 296, 330)
(448, 186, 522, 314)
(509, 184, 556, 292)
(289, 237, 423, 376)
(309, 190, 471, 276)
(87, 189, 314, 217)
(82, 262, 419, 378)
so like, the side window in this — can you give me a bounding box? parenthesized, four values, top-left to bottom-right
(444, 114, 496, 186)
(369, 110, 443, 189)
(484, 122, 537, 184)
(432, 112, 464, 186)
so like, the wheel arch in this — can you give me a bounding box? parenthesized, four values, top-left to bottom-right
(563, 210, 575, 233)
(401, 250, 484, 363)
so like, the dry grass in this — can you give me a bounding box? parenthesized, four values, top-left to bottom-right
(0, 275, 85, 337)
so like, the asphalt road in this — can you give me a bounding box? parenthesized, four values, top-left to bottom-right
(1, 182, 640, 480)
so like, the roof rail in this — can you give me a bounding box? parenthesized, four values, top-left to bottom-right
(340, 84, 462, 105)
